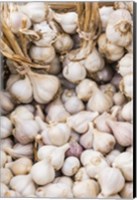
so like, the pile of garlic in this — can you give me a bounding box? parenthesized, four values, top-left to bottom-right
(0, 2, 133, 198)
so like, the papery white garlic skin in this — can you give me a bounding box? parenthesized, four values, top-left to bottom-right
(67, 111, 98, 134)
(20, 2, 46, 22)
(76, 79, 98, 101)
(0, 151, 7, 168)
(0, 92, 14, 114)
(0, 138, 13, 151)
(92, 129, 116, 155)
(98, 167, 125, 196)
(113, 92, 126, 106)
(54, 176, 73, 188)
(4, 190, 21, 198)
(48, 123, 71, 146)
(97, 193, 121, 198)
(99, 6, 114, 30)
(28, 72, 60, 104)
(113, 152, 133, 181)
(80, 123, 93, 149)
(1, 168, 13, 185)
(65, 141, 83, 158)
(63, 62, 86, 83)
(7, 157, 32, 175)
(33, 21, 57, 46)
(7, 11, 31, 33)
(106, 9, 132, 47)
(121, 100, 133, 122)
(0, 116, 12, 139)
(54, 34, 73, 53)
(74, 167, 89, 181)
(53, 12, 78, 34)
(120, 73, 133, 99)
(118, 53, 133, 77)
(10, 106, 34, 121)
(64, 96, 84, 114)
(84, 48, 104, 73)
(120, 182, 133, 198)
(0, 183, 9, 197)
(73, 180, 99, 198)
(10, 174, 36, 197)
(30, 159, 55, 185)
(29, 45, 55, 63)
(106, 149, 121, 166)
(61, 89, 76, 103)
(62, 156, 80, 176)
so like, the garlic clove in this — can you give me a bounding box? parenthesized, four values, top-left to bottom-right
(92, 128, 116, 155)
(0, 168, 13, 185)
(120, 182, 133, 198)
(107, 120, 133, 146)
(30, 159, 55, 185)
(67, 111, 98, 134)
(64, 96, 84, 114)
(62, 156, 80, 176)
(28, 70, 60, 104)
(10, 174, 36, 197)
(97, 167, 125, 196)
(6, 157, 32, 175)
(80, 122, 94, 149)
(73, 180, 100, 198)
(112, 152, 133, 181)
(0, 91, 15, 115)
(63, 62, 86, 83)
(0, 116, 12, 139)
(29, 45, 56, 64)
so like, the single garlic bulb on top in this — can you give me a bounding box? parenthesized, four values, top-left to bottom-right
(0, 116, 12, 139)
(106, 9, 132, 47)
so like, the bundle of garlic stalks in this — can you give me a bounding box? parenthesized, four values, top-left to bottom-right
(0, 1, 134, 198)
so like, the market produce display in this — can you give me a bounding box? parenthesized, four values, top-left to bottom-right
(0, 2, 133, 198)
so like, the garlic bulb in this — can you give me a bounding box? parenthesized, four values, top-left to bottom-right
(0, 151, 7, 168)
(74, 167, 89, 181)
(84, 48, 104, 73)
(10, 174, 36, 197)
(36, 182, 73, 198)
(106, 9, 132, 47)
(0, 116, 12, 139)
(97, 167, 125, 196)
(4, 143, 33, 159)
(7, 11, 31, 33)
(92, 129, 116, 155)
(33, 21, 57, 46)
(46, 99, 70, 123)
(87, 89, 113, 113)
(53, 12, 78, 34)
(54, 33, 73, 53)
(6, 157, 32, 175)
(13, 117, 40, 144)
(0, 183, 9, 197)
(65, 141, 83, 158)
(62, 156, 80, 176)
(113, 152, 133, 181)
(106, 149, 121, 166)
(118, 53, 133, 77)
(61, 89, 76, 103)
(98, 33, 124, 61)
(64, 96, 84, 114)
(0, 138, 13, 151)
(47, 123, 71, 146)
(30, 159, 55, 185)
(38, 143, 70, 170)
(20, 2, 46, 22)
(73, 180, 100, 198)
(113, 92, 126, 106)
(94, 112, 115, 133)
(28, 71, 60, 104)
(67, 111, 98, 134)
(29, 45, 55, 64)
(54, 176, 73, 188)
(63, 62, 86, 83)
(80, 123, 94, 149)
(0, 168, 13, 185)
(0, 91, 14, 114)
(99, 6, 114, 30)
(120, 182, 133, 198)
(121, 100, 133, 122)
(76, 79, 98, 101)
(107, 120, 133, 146)
(120, 73, 133, 99)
